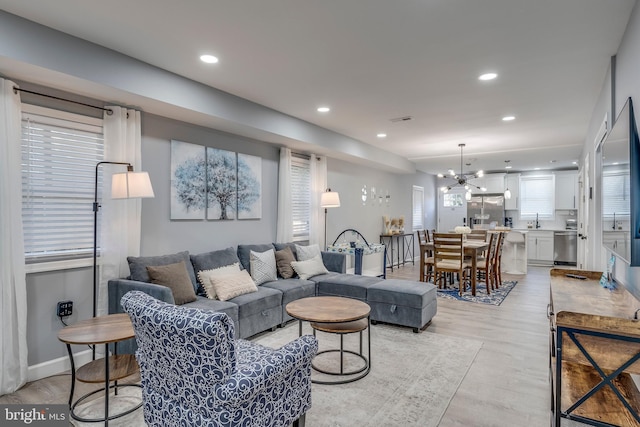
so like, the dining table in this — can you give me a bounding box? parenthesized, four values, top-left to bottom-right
(420, 239, 489, 296)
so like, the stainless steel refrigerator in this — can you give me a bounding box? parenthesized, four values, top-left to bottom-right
(467, 194, 505, 228)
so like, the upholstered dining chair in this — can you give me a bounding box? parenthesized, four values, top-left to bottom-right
(432, 233, 471, 295)
(121, 291, 318, 427)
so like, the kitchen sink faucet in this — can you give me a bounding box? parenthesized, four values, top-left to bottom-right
(536, 213, 540, 229)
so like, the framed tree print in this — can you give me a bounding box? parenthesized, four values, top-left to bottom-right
(237, 153, 262, 219)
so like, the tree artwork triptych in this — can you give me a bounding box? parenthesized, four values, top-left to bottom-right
(170, 140, 262, 220)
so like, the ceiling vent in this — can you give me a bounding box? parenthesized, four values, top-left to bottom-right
(389, 115, 413, 123)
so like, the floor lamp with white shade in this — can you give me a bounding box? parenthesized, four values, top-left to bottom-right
(320, 188, 341, 250)
(92, 161, 154, 322)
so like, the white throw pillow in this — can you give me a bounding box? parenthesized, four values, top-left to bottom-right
(250, 249, 278, 285)
(295, 243, 321, 261)
(198, 263, 241, 299)
(290, 254, 329, 280)
(208, 270, 258, 301)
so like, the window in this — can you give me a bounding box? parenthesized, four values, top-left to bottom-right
(602, 167, 630, 218)
(290, 154, 310, 241)
(412, 185, 424, 230)
(519, 174, 555, 220)
(21, 105, 104, 262)
(443, 193, 464, 207)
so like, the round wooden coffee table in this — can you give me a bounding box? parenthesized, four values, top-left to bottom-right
(286, 296, 371, 384)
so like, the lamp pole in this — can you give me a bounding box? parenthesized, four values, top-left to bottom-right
(93, 161, 132, 320)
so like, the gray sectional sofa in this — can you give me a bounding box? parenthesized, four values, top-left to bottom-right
(108, 242, 437, 353)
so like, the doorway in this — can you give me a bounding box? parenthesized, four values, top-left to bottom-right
(578, 153, 589, 269)
(437, 189, 467, 232)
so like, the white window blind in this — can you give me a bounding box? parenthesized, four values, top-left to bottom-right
(291, 154, 311, 242)
(519, 174, 555, 219)
(412, 185, 424, 230)
(21, 104, 104, 261)
(602, 168, 630, 218)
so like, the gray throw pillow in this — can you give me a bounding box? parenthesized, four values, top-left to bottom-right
(190, 247, 241, 273)
(146, 261, 197, 305)
(128, 251, 198, 292)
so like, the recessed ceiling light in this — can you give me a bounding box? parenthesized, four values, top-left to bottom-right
(478, 73, 498, 81)
(317, 107, 330, 113)
(200, 54, 219, 64)
(572, 161, 578, 165)
(505, 165, 513, 169)
(534, 167, 541, 170)
(502, 116, 516, 121)
(377, 133, 387, 138)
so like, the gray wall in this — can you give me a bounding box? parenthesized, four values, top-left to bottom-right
(582, 0, 640, 298)
(140, 113, 280, 255)
(23, 109, 438, 367)
(328, 158, 437, 265)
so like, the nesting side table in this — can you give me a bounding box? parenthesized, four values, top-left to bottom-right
(57, 313, 142, 426)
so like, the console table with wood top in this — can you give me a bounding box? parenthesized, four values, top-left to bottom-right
(549, 268, 640, 427)
(57, 313, 142, 426)
(380, 233, 414, 272)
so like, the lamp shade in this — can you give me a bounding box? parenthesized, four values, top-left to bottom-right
(320, 191, 341, 208)
(504, 188, 512, 200)
(111, 171, 155, 199)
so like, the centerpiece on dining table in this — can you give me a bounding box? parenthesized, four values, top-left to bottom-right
(453, 225, 472, 240)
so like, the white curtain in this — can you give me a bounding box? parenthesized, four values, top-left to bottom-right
(276, 147, 293, 243)
(309, 155, 327, 247)
(0, 79, 28, 394)
(97, 107, 144, 315)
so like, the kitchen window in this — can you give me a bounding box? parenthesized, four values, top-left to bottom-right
(602, 168, 630, 218)
(519, 174, 555, 220)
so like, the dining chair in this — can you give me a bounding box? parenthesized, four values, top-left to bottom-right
(492, 232, 505, 289)
(467, 229, 488, 260)
(432, 233, 471, 295)
(416, 230, 434, 283)
(467, 229, 488, 241)
(477, 233, 498, 293)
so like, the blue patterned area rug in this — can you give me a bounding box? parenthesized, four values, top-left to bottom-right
(436, 280, 517, 305)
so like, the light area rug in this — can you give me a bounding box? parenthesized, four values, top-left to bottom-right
(72, 323, 482, 427)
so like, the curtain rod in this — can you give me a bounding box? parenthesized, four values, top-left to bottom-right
(13, 87, 113, 115)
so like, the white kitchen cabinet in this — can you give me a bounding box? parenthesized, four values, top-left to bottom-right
(504, 173, 520, 210)
(526, 230, 554, 265)
(468, 173, 506, 194)
(484, 173, 506, 193)
(555, 171, 578, 210)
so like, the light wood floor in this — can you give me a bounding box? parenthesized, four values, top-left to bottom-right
(1, 264, 583, 426)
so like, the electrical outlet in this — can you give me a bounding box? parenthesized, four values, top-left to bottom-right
(57, 300, 73, 317)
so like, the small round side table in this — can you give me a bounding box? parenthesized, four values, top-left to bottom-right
(57, 313, 142, 426)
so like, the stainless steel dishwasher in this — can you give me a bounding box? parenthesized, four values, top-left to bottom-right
(554, 230, 577, 265)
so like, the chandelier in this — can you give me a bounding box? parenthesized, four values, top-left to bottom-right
(438, 143, 486, 200)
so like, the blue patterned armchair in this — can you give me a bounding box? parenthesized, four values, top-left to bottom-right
(121, 291, 318, 427)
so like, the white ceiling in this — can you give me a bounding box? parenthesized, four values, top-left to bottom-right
(0, 0, 635, 174)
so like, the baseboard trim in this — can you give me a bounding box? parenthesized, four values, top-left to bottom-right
(27, 349, 94, 382)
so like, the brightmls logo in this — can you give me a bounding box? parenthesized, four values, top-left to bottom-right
(0, 405, 67, 426)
